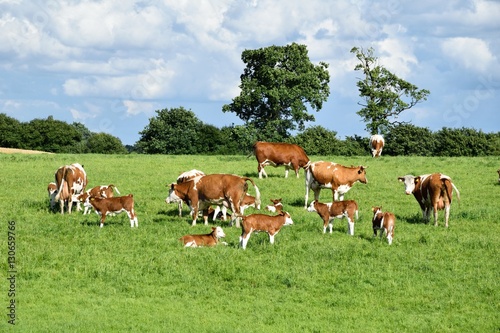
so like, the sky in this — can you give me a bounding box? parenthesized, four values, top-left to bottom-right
(1, 0, 499, 146)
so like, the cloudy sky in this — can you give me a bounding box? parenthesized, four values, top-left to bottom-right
(1, 0, 499, 145)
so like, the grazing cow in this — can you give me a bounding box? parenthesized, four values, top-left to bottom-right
(47, 182, 58, 209)
(398, 173, 460, 227)
(253, 141, 310, 178)
(77, 184, 121, 214)
(304, 161, 367, 209)
(171, 169, 205, 217)
(239, 211, 294, 250)
(307, 200, 358, 235)
(265, 198, 283, 213)
(371, 207, 396, 245)
(179, 226, 226, 248)
(54, 163, 88, 214)
(370, 134, 385, 158)
(85, 194, 138, 228)
(165, 174, 261, 227)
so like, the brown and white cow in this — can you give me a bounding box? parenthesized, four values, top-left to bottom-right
(85, 194, 138, 228)
(253, 141, 310, 178)
(171, 169, 205, 217)
(239, 211, 294, 250)
(265, 198, 283, 213)
(47, 182, 58, 209)
(304, 161, 367, 208)
(165, 174, 261, 227)
(371, 206, 396, 245)
(211, 192, 260, 222)
(370, 134, 385, 158)
(77, 184, 121, 214)
(398, 173, 460, 227)
(54, 163, 88, 214)
(307, 200, 358, 235)
(179, 226, 226, 248)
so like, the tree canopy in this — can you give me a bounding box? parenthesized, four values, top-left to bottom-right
(223, 43, 330, 139)
(351, 46, 430, 135)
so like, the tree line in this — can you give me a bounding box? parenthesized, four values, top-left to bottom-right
(1, 110, 499, 156)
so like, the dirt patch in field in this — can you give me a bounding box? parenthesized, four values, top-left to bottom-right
(0, 147, 54, 154)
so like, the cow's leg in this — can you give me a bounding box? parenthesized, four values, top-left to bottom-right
(347, 218, 354, 236)
(178, 201, 183, 217)
(258, 164, 267, 179)
(323, 218, 329, 234)
(333, 190, 339, 201)
(268, 232, 276, 244)
(240, 230, 252, 249)
(99, 213, 107, 228)
(433, 203, 439, 227)
(284, 168, 289, 178)
(444, 204, 450, 228)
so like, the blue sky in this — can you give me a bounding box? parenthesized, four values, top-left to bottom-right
(1, 0, 499, 145)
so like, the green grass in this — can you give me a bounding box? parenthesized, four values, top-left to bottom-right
(1, 153, 499, 332)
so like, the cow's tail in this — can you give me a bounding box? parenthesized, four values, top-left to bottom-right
(303, 160, 312, 170)
(244, 177, 261, 210)
(451, 182, 460, 204)
(54, 166, 68, 201)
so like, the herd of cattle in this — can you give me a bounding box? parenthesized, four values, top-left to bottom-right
(47, 136, 473, 249)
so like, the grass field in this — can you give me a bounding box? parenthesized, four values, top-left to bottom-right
(1, 153, 499, 332)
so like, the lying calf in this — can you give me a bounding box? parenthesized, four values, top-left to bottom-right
(371, 206, 396, 245)
(307, 200, 358, 235)
(179, 226, 226, 248)
(239, 211, 293, 250)
(85, 194, 138, 228)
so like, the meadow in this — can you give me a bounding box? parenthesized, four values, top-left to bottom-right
(1, 153, 499, 332)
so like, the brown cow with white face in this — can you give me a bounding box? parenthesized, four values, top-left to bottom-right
(239, 211, 294, 250)
(398, 173, 460, 227)
(85, 194, 138, 228)
(47, 182, 58, 209)
(179, 226, 226, 248)
(165, 174, 261, 227)
(304, 161, 367, 209)
(253, 141, 310, 178)
(54, 163, 88, 214)
(370, 134, 385, 158)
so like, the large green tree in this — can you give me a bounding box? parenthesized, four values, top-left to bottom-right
(351, 47, 430, 135)
(223, 43, 330, 139)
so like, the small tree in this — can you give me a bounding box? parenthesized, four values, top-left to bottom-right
(87, 133, 127, 154)
(223, 43, 330, 140)
(351, 47, 430, 135)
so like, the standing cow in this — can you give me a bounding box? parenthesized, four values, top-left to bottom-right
(398, 173, 460, 227)
(304, 161, 367, 209)
(54, 163, 88, 214)
(253, 141, 310, 178)
(171, 169, 205, 217)
(166, 174, 261, 227)
(370, 134, 385, 158)
(371, 206, 396, 245)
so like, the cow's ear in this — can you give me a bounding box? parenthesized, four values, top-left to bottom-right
(414, 176, 421, 184)
(397, 177, 404, 182)
(211, 227, 216, 231)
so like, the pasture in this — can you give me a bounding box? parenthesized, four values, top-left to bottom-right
(1, 153, 499, 332)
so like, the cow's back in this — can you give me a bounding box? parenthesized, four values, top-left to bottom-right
(196, 174, 246, 199)
(253, 141, 309, 165)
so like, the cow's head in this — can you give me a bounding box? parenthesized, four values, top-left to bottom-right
(357, 166, 368, 184)
(371, 206, 382, 217)
(212, 226, 226, 239)
(398, 175, 420, 195)
(165, 183, 181, 204)
(280, 211, 294, 226)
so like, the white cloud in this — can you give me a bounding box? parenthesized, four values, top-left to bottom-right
(123, 100, 156, 116)
(441, 37, 497, 73)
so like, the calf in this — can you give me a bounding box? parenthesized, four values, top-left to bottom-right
(371, 207, 396, 245)
(85, 194, 138, 228)
(239, 211, 294, 250)
(398, 173, 460, 227)
(179, 226, 226, 248)
(265, 198, 283, 213)
(77, 184, 120, 214)
(307, 200, 358, 235)
(210, 192, 259, 224)
(47, 182, 58, 209)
